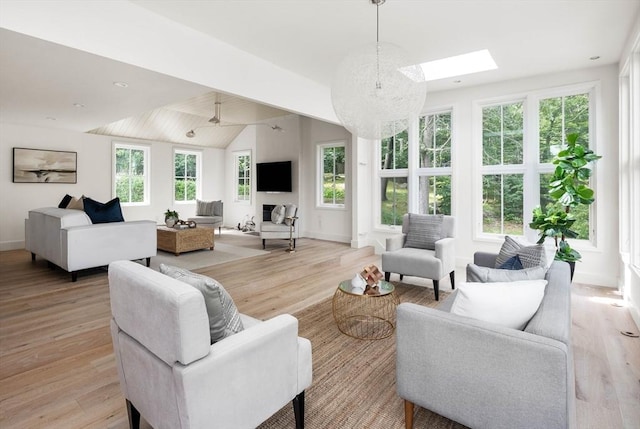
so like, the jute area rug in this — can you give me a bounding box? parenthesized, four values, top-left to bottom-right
(259, 283, 468, 429)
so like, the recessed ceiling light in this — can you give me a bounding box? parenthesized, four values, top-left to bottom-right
(589, 56, 601, 61)
(73, 103, 85, 108)
(113, 81, 129, 88)
(419, 49, 498, 82)
(453, 80, 462, 84)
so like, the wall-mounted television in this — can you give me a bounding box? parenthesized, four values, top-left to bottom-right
(256, 160, 292, 192)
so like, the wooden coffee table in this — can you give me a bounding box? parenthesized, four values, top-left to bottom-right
(156, 226, 214, 256)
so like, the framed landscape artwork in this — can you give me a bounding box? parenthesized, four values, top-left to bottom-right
(13, 148, 77, 183)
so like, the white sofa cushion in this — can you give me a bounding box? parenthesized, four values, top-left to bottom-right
(451, 279, 547, 330)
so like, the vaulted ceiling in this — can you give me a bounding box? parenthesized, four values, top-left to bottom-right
(1, 0, 638, 148)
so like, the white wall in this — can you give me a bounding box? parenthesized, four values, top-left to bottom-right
(363, 65, 620, 287)
(300, 117, 353, 243)
(0, 122, 224, 250)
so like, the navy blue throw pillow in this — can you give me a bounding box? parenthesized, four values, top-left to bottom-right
(83, 197, 124, 224)
(58, 194, 73, 208)
(498, 255, 523, 270)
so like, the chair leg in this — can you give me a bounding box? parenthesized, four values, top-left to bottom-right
(126, 400, 140, 429)
(262, 239, 266, 249)
(404, 399, 415, 429)
(384, 272, 390, 282)
(31, 252, 36, 262)
(433, 279, 439, 301)
(400, 274, 404, 281)
(293, 238, 296, 249)
(293, 391, 305, 429)
(449, 270, 455, 290)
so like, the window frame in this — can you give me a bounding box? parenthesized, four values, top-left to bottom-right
(473, 82, 600, 248)
(234, 150, 252, 204)
(317, 141, 347, 209)
(173, 148, 202, 204)
(112, 142, 150, 206)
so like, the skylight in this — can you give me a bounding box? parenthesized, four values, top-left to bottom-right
(419, 49, 498, 81)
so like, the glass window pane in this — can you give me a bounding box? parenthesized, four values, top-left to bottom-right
(539, 93, 590, 163)
(380, 177, 408, 226)
(419, 113, 451, 168)
(482, 106, 502, 165)
(380, 129, 408, 169)
(503, 103, 523, 164)
(482, 174, 523, 234)
(483, 102, 523, 166)
(418, 175, 451, 215)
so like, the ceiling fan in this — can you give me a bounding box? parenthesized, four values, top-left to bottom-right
(186, 101, 283, 138)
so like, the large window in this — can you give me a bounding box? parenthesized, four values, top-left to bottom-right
(234, 151, 251, 203)
(318, 142, 346, 207)
(379, 110, 452, 226)
(418, 112, 452, 215)
(538, 92, 591, 239)
(174, 149, 201, 203)
(113, 143, 149, 205)
(479, 88, 594, 239)
(380, 128, 408, 226)
(481, 101, 525, 234)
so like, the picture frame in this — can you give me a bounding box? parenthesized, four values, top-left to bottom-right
(12, 147, 77, 183)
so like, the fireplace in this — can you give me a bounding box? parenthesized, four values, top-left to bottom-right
(262, 204, 276, 221)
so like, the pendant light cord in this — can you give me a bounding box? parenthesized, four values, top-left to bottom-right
(375, 0, 381, 90)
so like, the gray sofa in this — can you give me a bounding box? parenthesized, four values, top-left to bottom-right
(396, 252, 575, 429)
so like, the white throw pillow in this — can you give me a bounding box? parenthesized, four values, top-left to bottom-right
(450, 280, 547, 330)
(283, 204, 297, 226)
(271, 205, 286, 224)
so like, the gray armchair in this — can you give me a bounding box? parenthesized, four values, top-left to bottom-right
(109, 260, 312, 429)
(381, 214, 455, 300)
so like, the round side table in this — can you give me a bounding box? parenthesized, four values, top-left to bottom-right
(332, 279, 400, 340)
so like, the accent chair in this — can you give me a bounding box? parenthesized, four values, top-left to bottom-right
(108, 260, 312, 429)
(381, 213, 455, 300)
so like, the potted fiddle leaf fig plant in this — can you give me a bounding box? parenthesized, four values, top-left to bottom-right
(529, 132, 601, 278)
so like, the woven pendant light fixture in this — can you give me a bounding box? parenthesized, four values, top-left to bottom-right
(331, 0, 426, 140)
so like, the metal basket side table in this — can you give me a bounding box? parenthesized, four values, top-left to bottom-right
(332, 280, 400, 340)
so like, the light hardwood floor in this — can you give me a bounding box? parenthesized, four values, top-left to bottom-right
(1, 232, 638, 428)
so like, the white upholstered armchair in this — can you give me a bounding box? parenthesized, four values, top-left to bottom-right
(260, 204, 299, 249)
(109, 260, 312, 429)
(381, 214, 456, 301)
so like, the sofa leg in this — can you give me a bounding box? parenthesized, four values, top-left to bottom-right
(384, 272, 390, 282)
(126, 399, 140, 429)
(293, 391, 305, 429)
(400, 274, 404, 281)
(218, 226, 222, 235)
(31, 252, 36, 262)
(262, 239, 266, 249)
(404, 399, 415, 429)
(433, 279, 439, 301)
(449, 270, 455, 290)
(145, 257, 151, 267)
(71, 271, 78, 282)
